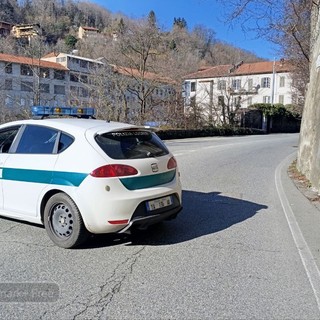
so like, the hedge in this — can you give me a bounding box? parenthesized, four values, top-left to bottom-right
(156, 127, 266, 140)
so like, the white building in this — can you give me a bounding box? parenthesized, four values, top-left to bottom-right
(183, 60, 294, 126)
(0, 52, 109, 111)
(41, 52, 104, 106)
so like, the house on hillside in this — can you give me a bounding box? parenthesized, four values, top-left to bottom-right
(0, 21, 12, 37)
(11, 24, 42, 40)
(78, 26, 100, 39)
(183, 60, 296, 130)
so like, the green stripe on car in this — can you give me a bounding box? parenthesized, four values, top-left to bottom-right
(120, 170, 176, 190)
(1, 168, 88, 187)
(0, 167, 176, 190)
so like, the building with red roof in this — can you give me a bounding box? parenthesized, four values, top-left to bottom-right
(0, 52, 176, 123)
(183, 60, 295, 127)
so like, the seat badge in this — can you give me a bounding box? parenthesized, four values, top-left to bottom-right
(151, 163, 158, 172)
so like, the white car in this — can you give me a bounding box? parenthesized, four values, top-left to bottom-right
(0, 107, 182, 248)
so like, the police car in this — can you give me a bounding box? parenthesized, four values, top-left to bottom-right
(0, 107, 182, 248)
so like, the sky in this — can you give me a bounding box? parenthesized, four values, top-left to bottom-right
(93, 0, 280, 60)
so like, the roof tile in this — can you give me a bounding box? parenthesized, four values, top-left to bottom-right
(184, 60, 292, 79)
(0, 53, 68, 70)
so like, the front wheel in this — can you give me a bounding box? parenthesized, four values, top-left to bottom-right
(44, 193, 89, 248)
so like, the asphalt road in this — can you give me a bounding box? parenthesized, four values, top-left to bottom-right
(0, 133, 320, 319)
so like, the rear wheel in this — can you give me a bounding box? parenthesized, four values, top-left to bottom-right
(44, 193, 89, 248)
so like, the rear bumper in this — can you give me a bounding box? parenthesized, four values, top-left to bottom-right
(119, 201, 182, 233)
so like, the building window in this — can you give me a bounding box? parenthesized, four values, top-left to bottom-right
(279, 76, 285, 87)
(217, 80, 226, 90)
(248, 78, 253, 91)
(54, 70, 66, 80)
(21, 65, 33, 76)
(40, 68, 50, 78)
(261, 77, 270, 88)
(40, 83, 50, 93)
(263, 96, 271, 103)
(5, 63, 12, 74)
(232, 79, 241, 90)
(218, 96, 225, 106)
(70, 86, 79, 94)
(80, 75, 88, 83)
(279, 95, 284, 104)
(80, 60, 88, 68)
(21, 81, 33, 92)
(70, 73, 79, 82)
(57, 57, 66, 63)
(5, 79, 12, 90)
(190, 82, 196, 92)
(235, 96, 242, 107)
(80, 87, 88, 97)
(247, 97, 252, 106)
(54, 85, 65, 95)
(189, 96, 196, 106)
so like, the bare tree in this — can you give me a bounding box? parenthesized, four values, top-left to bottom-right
(107, 19, 166, 124)
(0, 35, 19, 54)
(84, 62, 133, 122)
(222, 0, 320, 191)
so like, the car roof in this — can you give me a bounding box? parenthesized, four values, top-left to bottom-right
(1, 118, 141, 135)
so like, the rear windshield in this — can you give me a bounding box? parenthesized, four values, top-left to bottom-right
(95, 130, 169, 159)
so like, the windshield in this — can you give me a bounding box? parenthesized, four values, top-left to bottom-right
(95, 130, 169, 159)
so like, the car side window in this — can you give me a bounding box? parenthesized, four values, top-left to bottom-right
(16, 125, 58, 154)
(0, 126, 21, 154)
(58, 133, 74, 153)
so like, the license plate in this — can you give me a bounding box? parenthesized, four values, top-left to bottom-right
(146, 196, 173, 211)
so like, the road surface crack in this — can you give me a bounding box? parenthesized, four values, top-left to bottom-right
(39, 247, 146, 320)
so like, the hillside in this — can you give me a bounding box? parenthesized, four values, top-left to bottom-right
(0, 0, 263, 80)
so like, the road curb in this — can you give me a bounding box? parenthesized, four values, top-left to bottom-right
(275, 152, 320, 312)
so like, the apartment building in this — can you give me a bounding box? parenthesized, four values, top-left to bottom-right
(0, 52, 176, 123)
(41, 52, 105, 106)
(0, 53, 70, 109)
(183, 60, 294, 125)
(0, 52, 108, 109)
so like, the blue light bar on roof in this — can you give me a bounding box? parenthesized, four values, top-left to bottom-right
(31, 106, 95, 118)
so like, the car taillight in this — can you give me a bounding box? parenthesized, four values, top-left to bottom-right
(167, 156, 177, 169)
(90, 164, 138, 178)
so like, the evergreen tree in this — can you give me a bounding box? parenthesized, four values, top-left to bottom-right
(148, 10, 157, 28)
(173, 17, 187, 29)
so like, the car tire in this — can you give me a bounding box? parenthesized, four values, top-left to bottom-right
(44, 193, 89, 249)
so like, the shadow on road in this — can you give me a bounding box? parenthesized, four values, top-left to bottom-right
(85, 190, 268, 248)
